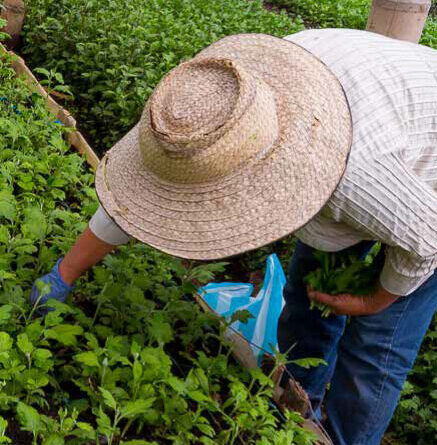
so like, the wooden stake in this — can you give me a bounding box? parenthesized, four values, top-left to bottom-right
(367, 0, 431, 43)
(0, 0, 25, 50)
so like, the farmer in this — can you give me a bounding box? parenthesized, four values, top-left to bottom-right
(31, 29, 437, 445)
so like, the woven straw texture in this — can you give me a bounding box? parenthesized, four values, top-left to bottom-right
(95, 34, 352, 260)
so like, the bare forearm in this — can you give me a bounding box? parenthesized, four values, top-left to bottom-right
(59, 227, 117, 285)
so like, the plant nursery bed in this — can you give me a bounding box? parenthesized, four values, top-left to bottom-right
(13, 1, 437, 441)
(0, 30, 328, 444)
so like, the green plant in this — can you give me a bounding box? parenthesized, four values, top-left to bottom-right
(33, 67, 74, 100)
(0, 47, 316, 443)
(0, 18, 8, 41)
(389, 314, 437, 444)
(304, 243, 382, 317)
(13, 0, 437, 442)
(16, 402, 95, 444)
(270, 0, 370, 28)
(0, 416, 11, 444)
(22, 0, 303, 153)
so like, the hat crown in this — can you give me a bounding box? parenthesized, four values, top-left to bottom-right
(150, 58, 242, 154)
(140, 56, 280, 183)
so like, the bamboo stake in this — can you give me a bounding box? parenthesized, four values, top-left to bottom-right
(367, 0, 431, 43)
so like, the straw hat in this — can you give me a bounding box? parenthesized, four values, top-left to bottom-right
(95, 34, 352, 260)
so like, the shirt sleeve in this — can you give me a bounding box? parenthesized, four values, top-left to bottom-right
(380, 246, 436, 296)
(323, 153, 437, 297)
(89, 205, 131, 246)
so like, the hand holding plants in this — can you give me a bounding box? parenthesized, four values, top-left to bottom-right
(304, 242, 386, 317)
(307, 283, 399, 316)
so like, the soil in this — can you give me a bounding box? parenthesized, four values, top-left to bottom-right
(262, 0, 319, 28)
(263, 1, 283, 14)
(6, 417, 33, 444)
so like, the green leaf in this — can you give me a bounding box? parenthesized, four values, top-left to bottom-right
(99, 387, 117, 410)
(197, 423, 215, 438)
(42, 435, 64, 445)
(187, 390, 211, 403)
(33, 348, 53, 369)
(249, 367, 274, 388)
(0, 306, 13, 325)
(22, 206, 47, 240)
(230, 309, 254, 325)
(16, 402, 42, 434)
(140, 348, 172, 382)
(45, 324, 83, 346)
(0, 191, 16, 222)
(121, 441, 159, 445)
(96, 408, 113, 437)
(167, 376, 186, 394)
(0, 332, 12, 352)
(17, 334, 34, 355)
(194, 368, 209, 394)
(76, 422, 94, 432)
(148, 314, 173, 345)
(0, 416, 10, 441)
(133, 360, 142, 382)
(131, 341, 141, 357)
(54, 72, 64, 83)
(189, 262, 228, 284)
(45, 300, 75, 315)
(291, 358, 327, 369)
(0, 227, 9, 244)
(75, 351, 101, 368)
(34, 67, 51, 78)
(120, 399, 155, 419)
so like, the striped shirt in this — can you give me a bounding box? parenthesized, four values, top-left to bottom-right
(286, 29, 437, 296)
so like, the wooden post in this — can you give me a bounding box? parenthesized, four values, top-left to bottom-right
(366, 0, 431, 43)
(0, 0, 25, 49)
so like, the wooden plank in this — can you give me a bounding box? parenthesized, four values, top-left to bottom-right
(1, 44, 100, 169)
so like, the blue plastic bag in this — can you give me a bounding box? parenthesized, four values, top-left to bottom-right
(199, 254, 286, 365)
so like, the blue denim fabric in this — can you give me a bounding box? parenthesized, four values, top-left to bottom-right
(278, 241, 437, 445)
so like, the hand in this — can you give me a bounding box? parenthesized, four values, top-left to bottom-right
(307, 284, 399, 316)
(30, 258, 74, 309)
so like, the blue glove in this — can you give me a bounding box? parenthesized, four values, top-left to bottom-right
(30, 258, 74, 308)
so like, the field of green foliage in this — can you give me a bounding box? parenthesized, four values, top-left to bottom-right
(0, 17, 318, 443)
(0, 0, 436, 443)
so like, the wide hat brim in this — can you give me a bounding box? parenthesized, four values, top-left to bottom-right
(95, 34, 352, 260)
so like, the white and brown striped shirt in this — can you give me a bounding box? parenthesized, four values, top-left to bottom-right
(287, 29, 437, 296)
